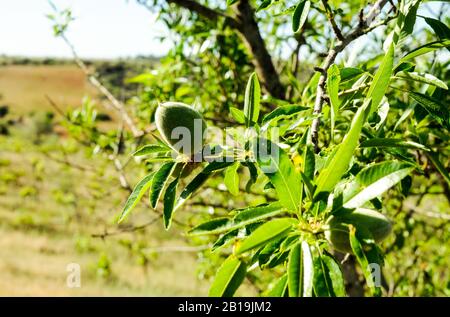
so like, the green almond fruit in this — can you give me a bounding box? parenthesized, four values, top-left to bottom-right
(155, 102, 207, 157)
(325, 208, 392, 254)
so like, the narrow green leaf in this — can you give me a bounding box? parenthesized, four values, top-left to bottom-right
(288, 241, 313, 297)
(163, 177, 179, 229)
(360, 138, 430, 151)
(327, 64, 341, 139)
(422, 16, 450, 41)
(344, 161, 414, 209)
(367, 43, 395, 112)
(292, 0, 310, 33)
(189, 202, 284, 236)
(244, 161, 258, 191)
(118, 173, 155, 223)
(244, 72, 261, 127)
(267, 274, 288, 297)
(133, 144, 170, 156)
(396, 0, 420, 44)
(150, 162, 175, 208)
(426, 151, 450, 186)
(236, 218, 295, 255)
(396, 72, 448, 90)
(176, 161, 233, 209)
(257, 0, 273, 12)
(321, 252, 346, 297)
(224, 163, 240, 196)
(226, 0, 239, 6)
(349, 226, 382, 296)
(408, 91, 450, 128)
(253, 138, 302, 212)
(208, 255, 247, 297)
(303, 144, 315, 181)
(315, 102, 370, 196)
(230, 107, 246, 124)
(400, 39, 450, 63)
(262, 105, 308, 124)
(340, 67, 364, 82)
(313, 254, 334, 297)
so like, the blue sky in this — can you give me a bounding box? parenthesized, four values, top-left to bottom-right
(0, 0, 172, 58)
(0, 1, 446, 59)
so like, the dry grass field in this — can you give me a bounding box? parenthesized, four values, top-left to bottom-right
(0, 65, 98, 115)
(0, 64, 233, 296)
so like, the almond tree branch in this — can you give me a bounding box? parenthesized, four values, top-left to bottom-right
(311, 0, 391, 153)
(138, 0, 285, 99)
(49, 1, 143, 138)
(322, 0, 345, 41)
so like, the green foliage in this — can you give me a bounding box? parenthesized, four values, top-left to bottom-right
(47, 0, 450, 297)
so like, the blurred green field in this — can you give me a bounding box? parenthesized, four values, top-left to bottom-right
(0, 129, 217, 296)
(0, 64, 216, 296)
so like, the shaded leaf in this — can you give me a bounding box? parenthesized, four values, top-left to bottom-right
(163, 177, 179, 229)
(422, 16, 450, 41)
(292, 0, 310, 33)
(150, 162, 175, 208)
(408, 91, 450, 128)
(244, 72, 261, 127)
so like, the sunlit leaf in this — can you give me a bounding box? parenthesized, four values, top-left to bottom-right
(230, 107, 245, 124)
(118, 173, 154, 223)
(315, 101, 370, 197)
(400, 39, 450, 63)
(267, 274, 288, 297)
(236, 218, 295, 255)
(396, 72, 448, 90)
(327, 64, 341, 140)
(367, 43, 395, 112)
(344, 161, 414, 209)
(224, 163, 240, 196)
(133, 144, 170, 156)
(189, 202, 285, 236)
(360, 138, 430, 151)
(253, 138, 302, 212)
(208, 255, 247, 297)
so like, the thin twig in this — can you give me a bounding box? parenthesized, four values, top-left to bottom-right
(310, 0, 392, 152)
